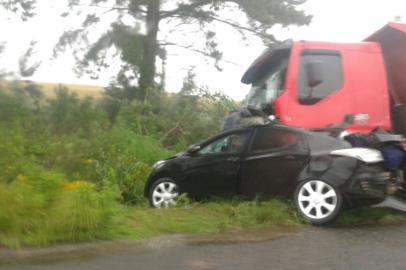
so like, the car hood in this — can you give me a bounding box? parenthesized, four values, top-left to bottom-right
(166, 151, 188, 160)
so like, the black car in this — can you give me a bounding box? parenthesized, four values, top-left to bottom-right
(144, 124, 387, 225)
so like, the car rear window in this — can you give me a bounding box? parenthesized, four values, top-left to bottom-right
(251, 127, 299, 152)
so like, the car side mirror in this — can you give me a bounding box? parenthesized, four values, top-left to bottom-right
(187, 144, 201, 154)
(306, 61, 323, 88)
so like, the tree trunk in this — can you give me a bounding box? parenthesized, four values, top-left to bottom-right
(138, 0, 160, 101)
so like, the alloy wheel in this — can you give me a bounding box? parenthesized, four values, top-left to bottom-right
(297, 180, 338, 220)
(151, 181, 179, 208)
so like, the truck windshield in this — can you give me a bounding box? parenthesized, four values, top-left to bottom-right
(244, 57, 289, 110)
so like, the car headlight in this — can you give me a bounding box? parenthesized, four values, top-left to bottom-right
(153, 160, 166, 170)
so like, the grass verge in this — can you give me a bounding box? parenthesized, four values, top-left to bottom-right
(128, 199, 301, 240)
(337, 207, 406, 226)
(127, 201, 406, 241)
(3, 194, 406, 250)
(0, 177, 133, 249)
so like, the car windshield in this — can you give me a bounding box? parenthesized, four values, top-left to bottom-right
(243, 56, 289, 110)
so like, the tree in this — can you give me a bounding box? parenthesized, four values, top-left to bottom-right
(0, 0, 36, 21)
(54, 0, 311, 101)
(0, 2, 41, 78)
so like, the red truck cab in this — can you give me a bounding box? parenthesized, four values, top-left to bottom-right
(242, 23, 406, 135)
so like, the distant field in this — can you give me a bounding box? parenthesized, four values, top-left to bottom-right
(1, 80, 105, 99)
(35, 81, 105, 99)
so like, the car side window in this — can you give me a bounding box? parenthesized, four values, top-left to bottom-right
(297, 50, 343, 105)
(199, 132, 249, 155)
(251, 127, 299, 152)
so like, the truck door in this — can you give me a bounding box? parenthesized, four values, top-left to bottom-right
(275, 46, 352, 129)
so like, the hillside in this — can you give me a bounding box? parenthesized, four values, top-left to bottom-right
(1, 80, 105, 99)
(33, 81, 105, 99)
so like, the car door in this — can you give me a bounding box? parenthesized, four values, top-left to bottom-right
(180, 130, 252, 199)
(238, 126, 309, 198)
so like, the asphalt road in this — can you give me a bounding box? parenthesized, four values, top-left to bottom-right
(3, 225, 406, 270)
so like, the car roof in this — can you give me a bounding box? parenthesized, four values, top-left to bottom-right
(199, 123, 306, 146)
(196, 122, 351, 155)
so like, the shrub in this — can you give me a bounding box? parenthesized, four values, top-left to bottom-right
(0, 169, 128, 248)
(85, 127, 173, 203)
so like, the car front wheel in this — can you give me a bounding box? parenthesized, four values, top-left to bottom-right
(149, 179, 179, 208)
(294, 179, 343, 225)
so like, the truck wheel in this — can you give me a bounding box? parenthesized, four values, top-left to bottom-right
(294, 179, 343, 225)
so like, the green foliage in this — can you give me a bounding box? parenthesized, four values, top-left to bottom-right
(0, 168, 128, 248)
(84, 127, 172, 203)
(115, 86, 237, 150)
(0, 81, 241, 247)
(0, 81, 234, 205)
(1, 82, 406, 248)
(130, 199, 300, 239)
(45, 85, 105, 135)
(337, 207, 406, 226)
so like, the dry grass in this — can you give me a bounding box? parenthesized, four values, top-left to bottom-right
(0, 80, 105, 99)
(37, 82, 104, 99)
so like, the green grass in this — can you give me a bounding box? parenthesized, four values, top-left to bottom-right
(126, 199, 406, 241)
(127, 201, 406, 241)
(0, 197, 304, 249)
(337, 207, 406, 226)
(3, 192, 406, 249)
(127, 199, 301, 240)
(0, 177, 133, 249)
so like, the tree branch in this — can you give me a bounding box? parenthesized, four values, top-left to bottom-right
(160, 0, 213, 18)
(164, 13, 274, 41)
(158, 41, 241, 67)
(159, 114, 187, 144)
(68, 3, 147, 14)
(207, 14, 274, 41)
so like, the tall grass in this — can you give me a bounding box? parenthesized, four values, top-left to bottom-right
(0, 82, 234, 248)
(129, 199, 301, 239)
(0, 170, 130, 248)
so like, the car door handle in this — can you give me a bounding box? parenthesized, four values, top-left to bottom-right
(285, 155, 296, 160)
(227, 157, 240, 162)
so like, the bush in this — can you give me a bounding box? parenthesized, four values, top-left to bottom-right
(0, 170, 128, 248)
(0, 82, 245, 248)
(84, 127, 172, 203)
(0, 84, 233, 207)
(0, 85, 176, 204)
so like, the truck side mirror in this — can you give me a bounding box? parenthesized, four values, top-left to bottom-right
(306, 61, 323, 87)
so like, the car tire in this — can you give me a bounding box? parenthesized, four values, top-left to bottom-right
(148, 178, 179, 208)
(294, 179, 343, 225)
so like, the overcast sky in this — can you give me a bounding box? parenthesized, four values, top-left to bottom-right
(0, 0, 405, 100)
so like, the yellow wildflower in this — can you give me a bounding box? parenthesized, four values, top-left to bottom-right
(63, 180, 93, 191)
(16, 174, 28, 182)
